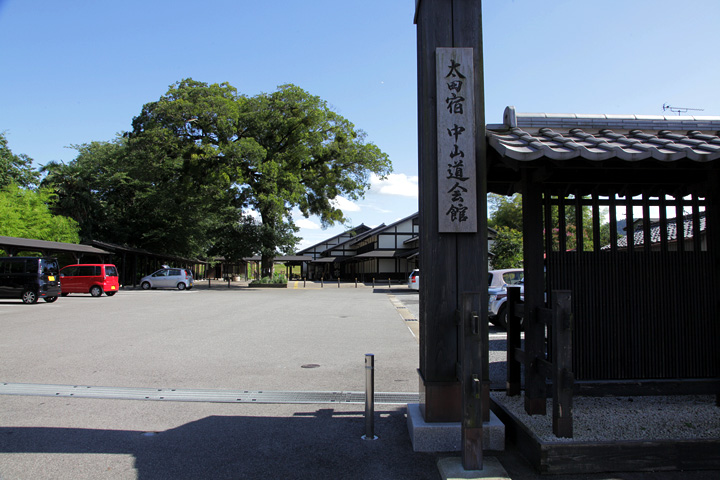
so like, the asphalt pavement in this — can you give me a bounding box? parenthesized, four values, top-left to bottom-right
(0, 282, 717, 479)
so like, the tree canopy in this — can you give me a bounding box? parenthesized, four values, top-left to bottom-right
(43, 79, 392, 272)
(1, 132, 40, 189)
(0, 183, 80, 243)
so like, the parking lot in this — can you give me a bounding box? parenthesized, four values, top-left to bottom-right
(0, 285, 441, 479)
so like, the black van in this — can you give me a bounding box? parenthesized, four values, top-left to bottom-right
(0, 256, 61, 304)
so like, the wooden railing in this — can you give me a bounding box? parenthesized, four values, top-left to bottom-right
(506, 287, 575, 438)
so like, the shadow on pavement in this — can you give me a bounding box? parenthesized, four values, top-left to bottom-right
(0, 407, 442, 480)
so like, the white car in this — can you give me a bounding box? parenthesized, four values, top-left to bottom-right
(140, 268, 194, 290)
(408, 269, 420, 290)
(487, 268, 523, 329)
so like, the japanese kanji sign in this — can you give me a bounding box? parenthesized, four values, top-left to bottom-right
(436, 47, 477, 233)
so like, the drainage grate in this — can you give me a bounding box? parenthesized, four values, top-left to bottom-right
(0, 382, 420, 405)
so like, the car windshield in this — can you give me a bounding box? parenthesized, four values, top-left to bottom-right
(41, 259, 59, 276)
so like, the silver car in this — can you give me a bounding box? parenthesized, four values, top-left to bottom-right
(140, 268, 194, 290)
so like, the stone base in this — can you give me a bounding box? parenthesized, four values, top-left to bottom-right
(437, 457, 510, 480)
(406, 403, 505, 452)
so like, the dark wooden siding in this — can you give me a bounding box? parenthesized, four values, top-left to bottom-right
(543, 191, 719, 381)
(548, 250, 718, 380)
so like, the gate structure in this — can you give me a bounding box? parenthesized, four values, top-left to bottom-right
(487, 107, 720, 410)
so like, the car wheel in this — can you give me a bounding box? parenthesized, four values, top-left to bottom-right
(105, 291, 116, 297)
(44, 296, 58, 303)
(90, 286, 103, 297)
(496, 305, 508, 331)
(22, 290, 38, 304)
(177, 282, 186, 291)
(141, 281, 151, 290)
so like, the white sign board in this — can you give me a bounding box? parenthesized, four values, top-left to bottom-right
(436, 47, 477, 233)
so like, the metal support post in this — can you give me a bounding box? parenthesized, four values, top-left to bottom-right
(362, 354, 378, 440)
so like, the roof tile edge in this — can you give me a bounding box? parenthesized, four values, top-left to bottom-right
(504, 107, 720, 131)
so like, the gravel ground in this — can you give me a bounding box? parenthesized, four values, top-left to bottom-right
(492, 392, 720, 443)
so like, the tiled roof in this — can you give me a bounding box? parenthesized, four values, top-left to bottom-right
(0, 236, 110, 255)
(487, 106, 720, 162)
(607, 212, 706, 249)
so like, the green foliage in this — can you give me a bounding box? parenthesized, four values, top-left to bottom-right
(250, 272, 288, 285)
(489, 193, 612, 257)
(0, 132, 41, 189)
(488, 194, 523, 232)
(130, 79, 390, 271)
(490, 226, 523, 269)
(41, 79, 391, 266)
(0, 183, 80, 242)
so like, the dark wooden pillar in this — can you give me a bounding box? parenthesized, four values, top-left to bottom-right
(415, 0, 487, 423)
(522, 170, 547, 415)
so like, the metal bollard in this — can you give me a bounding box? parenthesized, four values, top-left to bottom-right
(362, 353, 378, 440)
(355, 278, 358, 288)
(338, 277, 340, 288)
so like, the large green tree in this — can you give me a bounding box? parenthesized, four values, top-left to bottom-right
(488, 194, 524, 268)
(128, 79, 391, 273)
(1, 132, 40, 189)
(43, 79, 391, 271)
(490, 226, 523, 270)
(42, 140, 130, 243)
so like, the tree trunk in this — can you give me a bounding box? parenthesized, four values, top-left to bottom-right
(261, 254, 274, 277)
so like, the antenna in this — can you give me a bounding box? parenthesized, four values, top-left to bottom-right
(662, 103, 704, 115)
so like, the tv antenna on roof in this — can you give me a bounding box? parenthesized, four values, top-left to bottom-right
(663, 103, 704, 115)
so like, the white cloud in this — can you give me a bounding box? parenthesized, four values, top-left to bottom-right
(370, 173, 418, 198)
(331, 196, 361, 212)
(295, 218, 321, 230)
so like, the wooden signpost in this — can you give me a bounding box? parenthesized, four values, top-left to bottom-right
(415, 0, 487, 471)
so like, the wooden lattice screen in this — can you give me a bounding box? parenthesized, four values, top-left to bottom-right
(542, 191, 719, 382)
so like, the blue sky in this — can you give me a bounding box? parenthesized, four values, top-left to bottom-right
(2, 0, 719, 249)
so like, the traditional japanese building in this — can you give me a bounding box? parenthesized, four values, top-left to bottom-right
(296, 212, 497, 282)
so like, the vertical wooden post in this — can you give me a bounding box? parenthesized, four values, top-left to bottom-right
(459, 292, 483, 470)
(552, 290, 573, 438)
(415, 0, 488, 424)
(506, 286, 522, 396)
(522, 170, 547, 415)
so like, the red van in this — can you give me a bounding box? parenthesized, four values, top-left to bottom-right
(59, 264, 120, 297)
